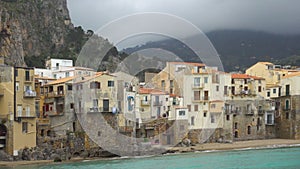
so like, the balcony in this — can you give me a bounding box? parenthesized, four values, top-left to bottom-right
(231, 109, 240, 115)
(17, 111, 36, 118)
(191, 83, 204, 89)
(245, 110, 254, 115)
(141, 100, 150, 106)
(24, 76, 34, 83)
(153, 101, 163, 106)
(192, 96, 209, 102)
(24, 91, 37, 98)
(88, 107, 111, 113)
(46, 91, 65, 98)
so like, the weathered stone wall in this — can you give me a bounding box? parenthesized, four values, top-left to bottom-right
(276, 95, 300, 139)
(188, 128, 223, 144)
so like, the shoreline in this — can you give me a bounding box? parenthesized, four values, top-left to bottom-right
(1, 139, 300, 167)
(167, 139, 300, 153)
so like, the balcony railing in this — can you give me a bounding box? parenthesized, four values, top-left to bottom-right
(24, 91, 37, 98)
(191, 83, 204, 89)
(46, 91, 65, 98)
(17, 111, 36, 118)
(88, 107, 111, 113)
(153, 101, 163, 106)
(192, 96, 209, 102)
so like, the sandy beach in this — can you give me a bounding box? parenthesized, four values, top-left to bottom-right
(1, 139, 300, 167)
(168, 139, 300, 153)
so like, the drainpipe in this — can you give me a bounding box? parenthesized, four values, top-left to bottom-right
(13, 66, 17, 122)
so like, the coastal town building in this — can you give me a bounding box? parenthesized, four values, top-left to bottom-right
(222, 73, 276, 141)
(246, 62, 299, 85)
(0, 60, 37, 155)
(276, 72, 300, 139)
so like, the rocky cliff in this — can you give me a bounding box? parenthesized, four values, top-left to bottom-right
(0, 0, 73, 66)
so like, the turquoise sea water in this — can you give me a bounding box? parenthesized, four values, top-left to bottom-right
(2, 147, 300, 169)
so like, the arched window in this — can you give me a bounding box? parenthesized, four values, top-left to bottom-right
(234, 131, 239, 138)
(247, 126, 251, 135)
(285, 100, 290, 110)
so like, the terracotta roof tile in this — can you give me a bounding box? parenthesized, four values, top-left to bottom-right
(44, 76, 75, 86)
(139, 88, 168, 95)
(232, 74, 264, 80)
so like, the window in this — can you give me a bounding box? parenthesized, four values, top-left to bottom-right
(70, 103, 74, 109)
(267, 92, 270, 97)
(211, 104, 216, 109)
(226, 115, 230, 121)
(258, 80, 261, 84)
(67, 85, 72, 91)
(194, 91, 200, 100)
(258, 86, 262, 92)
(93, 99, 98, 107)
(53, 74, 57, 79)
(273, 89, 276, 94)
(16, 82, 19, 91)
(224, 86, 228, 95)
(204, 111, 207, 117)
(194, 105, 198, 111)
(211, 114, 215, 123)
(128, 97, 134, 111)
(285, 100, 290, 110)
(216, 86, 219, 92)
(24, 85, 31, 92)
(22, 122, 28, 133)
(234, 122, 238, 129)
(286, 85, 290, 96)
(179, 110, 186, 116)
(266, 113, 274, 125)
(187, 105, 191, 112)
(90, 82, 101, 89)
(286, 112, 289, 119)
(191, 116, 195, 126)
(161, 80, 165, 88)
(204, 77, 208, 83)
(247, 126, 251, 135)
(65, 72, 70, 77)
(170, 80, 174, 87)
(26, 106, 30, 117)
(194, 77, 200, 86)
(108, 81, 114, 87)
(17, 106, 22, 117)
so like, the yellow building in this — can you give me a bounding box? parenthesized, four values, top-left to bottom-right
(246, 62, 299, 85)
(0, 65, 36, 155)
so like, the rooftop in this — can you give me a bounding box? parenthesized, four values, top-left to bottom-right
(43, 76, 75, 86)
(139, 88, 168, 95)
(232, 74, 265, 80)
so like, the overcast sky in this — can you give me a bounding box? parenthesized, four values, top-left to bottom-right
(67, 0, 300, 35)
